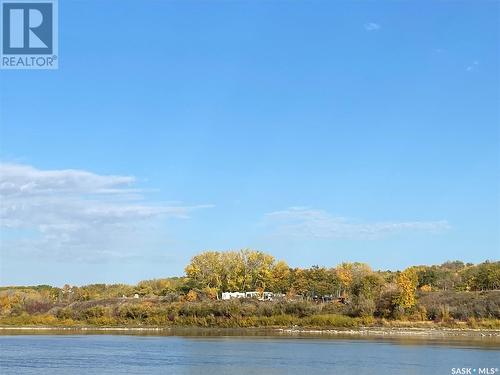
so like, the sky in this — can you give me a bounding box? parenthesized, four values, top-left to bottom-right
(0, 0, 499, 286)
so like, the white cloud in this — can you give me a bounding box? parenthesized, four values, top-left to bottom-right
(466, 60, 479, 72)
(264, 207, 450, 240)
(364, 22, 381, 32)
(0, 163, 212, 262)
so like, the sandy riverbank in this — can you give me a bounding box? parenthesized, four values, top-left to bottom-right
(277, 327, 500, 337)
(1, 325, 499, 338)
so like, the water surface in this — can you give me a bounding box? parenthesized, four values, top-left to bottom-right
(1, 330, 498, 374)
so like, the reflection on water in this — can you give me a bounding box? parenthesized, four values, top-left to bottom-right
(0, 330, 499, 374)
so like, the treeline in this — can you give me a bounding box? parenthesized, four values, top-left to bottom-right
(184, 250, 499, 298)
(0, 250, 499, 328)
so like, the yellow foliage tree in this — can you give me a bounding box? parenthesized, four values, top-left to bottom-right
(185, 251, 223, 291)
(336, 263, 353, 297)
(270, 260, 290, 293)
(394, 268, 418, 309)
(185, 249, 283, 293)
(290, 268, 309, 296)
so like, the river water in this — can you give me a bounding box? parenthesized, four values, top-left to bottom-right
(0, 329, 499, 374)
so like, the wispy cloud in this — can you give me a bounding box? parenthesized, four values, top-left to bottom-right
(263, 207, 450, 240)
(0, 163, 212, 262)
(466, 60, 479, 72)
(364, 22, 381, 32)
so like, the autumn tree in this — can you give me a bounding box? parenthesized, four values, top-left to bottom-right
(336, 263, 353, 297)
(185, 251, 224, 291)
(304, 266, 339, 298)
(394, 268, 418, 309)
(289, 268, 309, 297)
(240, 249, 275, 291)
(185, 249, 286, 294)
(270, 260, 291, 293)
(350, 270, 383, 317)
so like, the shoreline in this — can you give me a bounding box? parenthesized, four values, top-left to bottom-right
(277, 327, 500, 337)
(1, 325, 499, 338)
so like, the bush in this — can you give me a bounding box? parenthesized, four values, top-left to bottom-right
(118, 304, 151, 320)
(23, 299, 54, 315)
(282, 301, 317, 317)
(349, 295, 376, 317)
(82, 306, 109, 320)
(304, 314, 359, 328)
(418, 291, 500, 320)
(375, 286, 399, 318)
(55, 307, 73, 320)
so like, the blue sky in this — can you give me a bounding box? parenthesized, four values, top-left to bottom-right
(0, 0, 499, 286)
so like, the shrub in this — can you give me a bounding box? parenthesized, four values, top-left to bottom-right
(23, 299, 54, 315)
(118, 304, 151, 320)
(282, 301, 317, 317)
(349, 295, 376, 317)
(55, 307, 73, 320)
(186, 290, 198, 302)
(304, 314, 358, 328)
(418, 291, 500, 320)
(82, 306, 109, 320)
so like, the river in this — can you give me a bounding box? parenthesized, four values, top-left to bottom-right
(0, 329, 499, 374)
